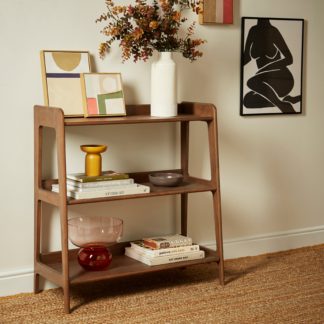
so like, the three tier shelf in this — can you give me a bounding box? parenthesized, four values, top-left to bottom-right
(34, 102, 224, 313)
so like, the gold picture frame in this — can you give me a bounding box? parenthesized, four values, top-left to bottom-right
(40, 50, 91, 116)
(80, 73, 126, 117)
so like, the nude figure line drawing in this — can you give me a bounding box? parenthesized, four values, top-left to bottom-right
(240, 17, 304, 116)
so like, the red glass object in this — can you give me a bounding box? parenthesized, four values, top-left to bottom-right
(68, 216, 123, 271)
(77, 245, 112, 271)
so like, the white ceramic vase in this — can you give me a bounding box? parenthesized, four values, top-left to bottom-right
(150, 51, 177, 117)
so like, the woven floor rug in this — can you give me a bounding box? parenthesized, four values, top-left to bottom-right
(1, 244, 323, 323)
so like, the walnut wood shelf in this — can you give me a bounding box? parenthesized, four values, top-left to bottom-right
(34, 102, 224, 314)
(42, 173, 217, 205)
(63, 104, 213, 126)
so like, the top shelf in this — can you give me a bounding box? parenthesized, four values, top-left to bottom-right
(63, 102, 216, 126)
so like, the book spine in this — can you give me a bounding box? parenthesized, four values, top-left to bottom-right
(51, 186, 73, 197)
(67, 178, 134, 189)
(130, 243, 200, 257)
(150, 250, 205, 266)
(68, 174, 129, 183)
(125, 248, 205, 266)
(64, 183, 138, 192)
(70, 184, 150, 199)
(51, 184, 149, 199)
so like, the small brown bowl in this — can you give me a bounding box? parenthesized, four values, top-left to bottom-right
(149, 172, 183, 187)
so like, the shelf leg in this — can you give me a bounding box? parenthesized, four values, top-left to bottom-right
(55, 110, 70, 313)
(206, 106, 225, 285)
(181, 193, 188, 236)
(58, 199, 70, 313)
(58, 183, 70, 314)
(34, 106, 71, 312)
(63, 286, 70, 314)
(180, 121, 189, 176)
(180, 121, 189, 237)
(212, 190, 224, 285)
(34, 119, 43, 294)
(34, 273, 40, 294)
(34, 198, 42, 293)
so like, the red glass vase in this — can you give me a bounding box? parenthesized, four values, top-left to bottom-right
(77, 245, 112, 271)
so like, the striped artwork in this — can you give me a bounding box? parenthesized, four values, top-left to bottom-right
(199, 0, 233, 25)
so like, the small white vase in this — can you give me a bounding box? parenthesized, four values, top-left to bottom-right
(150, 52, 177, 117)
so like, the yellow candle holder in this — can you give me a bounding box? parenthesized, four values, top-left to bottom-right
(80, 145, 107, 177)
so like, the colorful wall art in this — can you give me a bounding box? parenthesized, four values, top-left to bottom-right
(80, 73, 126, 117)
(199, 0, 233, 24)
(40, 50, 91, 116)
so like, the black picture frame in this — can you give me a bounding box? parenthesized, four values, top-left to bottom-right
(240, 17, 304, 116)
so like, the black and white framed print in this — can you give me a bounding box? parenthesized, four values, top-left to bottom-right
(240, 17, 304, 116)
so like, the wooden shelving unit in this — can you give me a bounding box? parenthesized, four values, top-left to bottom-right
(34, 102, 224, 313)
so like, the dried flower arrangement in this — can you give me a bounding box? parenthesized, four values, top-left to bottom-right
(96, 0, 205, 62)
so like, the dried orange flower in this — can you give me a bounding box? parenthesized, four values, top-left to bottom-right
(96, 0, 205, 62)
(172, 11, 181, 22)
(149, 21, 159, 29)
(133, 27, 144, 40)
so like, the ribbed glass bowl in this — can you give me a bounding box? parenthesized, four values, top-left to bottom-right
(68, 216, 123, 271)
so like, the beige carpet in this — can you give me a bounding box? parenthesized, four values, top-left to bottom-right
(1, 244, 323, 323)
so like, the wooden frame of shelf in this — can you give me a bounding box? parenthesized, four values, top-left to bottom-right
(34, 102, 224, 314)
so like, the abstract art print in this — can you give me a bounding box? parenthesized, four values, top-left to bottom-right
(240, 17, 304, 116)
(40, 50, 91, 116)
(80, 73, 126, 117)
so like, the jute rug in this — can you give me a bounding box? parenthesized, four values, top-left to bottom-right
(1, 244, 323, 323)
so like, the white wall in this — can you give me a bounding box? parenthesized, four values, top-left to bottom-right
(1, 0, 324, 296)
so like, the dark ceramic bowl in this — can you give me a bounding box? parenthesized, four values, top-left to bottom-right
(149, 172, 183, 187)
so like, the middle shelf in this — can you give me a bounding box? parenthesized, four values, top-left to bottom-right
(42, 170, 217, 205)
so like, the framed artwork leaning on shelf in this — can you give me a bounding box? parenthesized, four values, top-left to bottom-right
(40, 50, 91, 116)
(80, 73, 126, 117)
(240, 17, 304, 116)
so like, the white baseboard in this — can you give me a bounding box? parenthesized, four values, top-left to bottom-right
(0, 269, 33, 297)
(0, 268, 57, 297)
(1, 225, 323, 297)
(219, 225, 324, 259)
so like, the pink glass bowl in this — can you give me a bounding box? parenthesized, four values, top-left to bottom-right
(68, 216, 123, 271)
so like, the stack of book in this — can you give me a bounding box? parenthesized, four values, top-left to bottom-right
(125, 234, 205, 266)
(51, 171, 150, 199)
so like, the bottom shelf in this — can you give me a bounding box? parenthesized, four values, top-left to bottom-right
(38, 242, 220, 285)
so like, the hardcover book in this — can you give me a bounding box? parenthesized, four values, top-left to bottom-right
(66, 178, 134, 189)
(67, 170, 129, 183)
(142, 234, 192, 249)
(56, 181, 138, 192)
(130, 240, 200, 257)
(125, 247, 205, 266)
(52, 183, 150, 199)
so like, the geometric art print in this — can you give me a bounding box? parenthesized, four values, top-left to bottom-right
(40, 50, 91, 116)
(80, 73, 126, 117)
